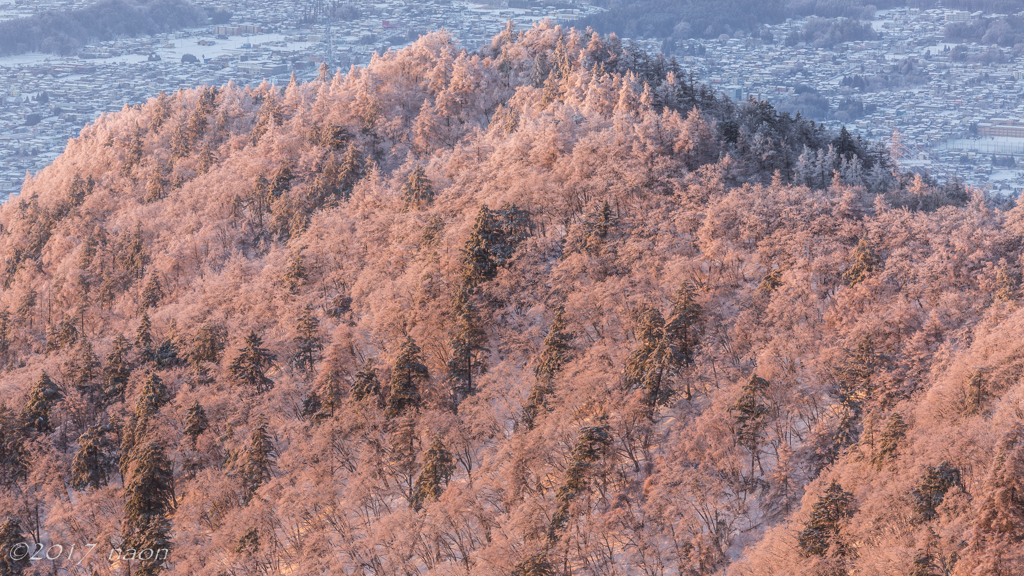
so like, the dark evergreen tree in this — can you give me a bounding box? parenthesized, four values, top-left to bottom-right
(0, 405, 27, 486)
(102, 334, 132, 406)
(550, 425, 612, 540)
(292, 305, 322, 374)
(872, 413, 907, 470)
(963, 369, 987, 416)
(284, 249, 307, 293)
(731, 374, 771, 460)
(144, 169, 165, 203)
(119, 416, 140, 480)
(78, 228, 100, 269)
(122, 440, 174, 576)
(154, 322, 181, 369)
(141, 275, 164, 309)
(22, 371, 62, 433)
(0, 516, 29, 575)
(235, 527, 261, 555)
(446, 288, 487, 408)
(400, 166, 434, 211)
(411, 438, 455, 511)
(134, 373, 170, 421)
(572, 199, 616, 255)
(270, 165, 293, 198)
(300, 391, 323, 423)
(593, 199, 614, 240)
(910, 552, 940, 576)
(69, 339, 100, 400)
(183, 401, 208, 447)
(523, 306, 573, 430)
(830, 335, 883, 456)
(184, 322, 227, 371)
(196, 143, 215, 175)
(0, 308, 10, 356)
(833, 125, 858, 159)
(185, 105, 207, 144)
(337, 143, 364, 199)
(46, 315, 79, 352)
(758, 267, 783, 294)
(843, 237, 881, 287)
(623, 306, 671, 408)
(228, 330, 276, 395)
(510, 555, 555, 576)
(315, 373, 345, 420)
(972, 424, 1024, 548)
(122, 131, 143, 177)
(135, 312, 155, 364)
(121, 222, 148, 283)
(315, 123, 351, 150)
(385, 337, 429, 419)
(912, 462, 962, 522)
(534, 306, 573, 383)
(241, 420, 276, 504)
(664, 282, 702, 373)
(66, 174, 94, 208)
(351, 359, 384, 407)
(458, 203, 529, 289)
(71, 425, 116, 490)
(170, 116, 191, 160)
(15, 289, 36, 328)
(246, 174, 273, 232)
(797, 480, 855, 557)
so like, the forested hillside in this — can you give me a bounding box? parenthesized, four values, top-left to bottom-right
(1, 21, 1023, 576)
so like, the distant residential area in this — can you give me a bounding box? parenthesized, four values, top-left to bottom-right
(2, 2, 1024, 197)
(678, 7, 1024, 192)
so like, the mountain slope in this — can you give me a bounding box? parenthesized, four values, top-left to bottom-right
(0, 22, 1021, 576)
